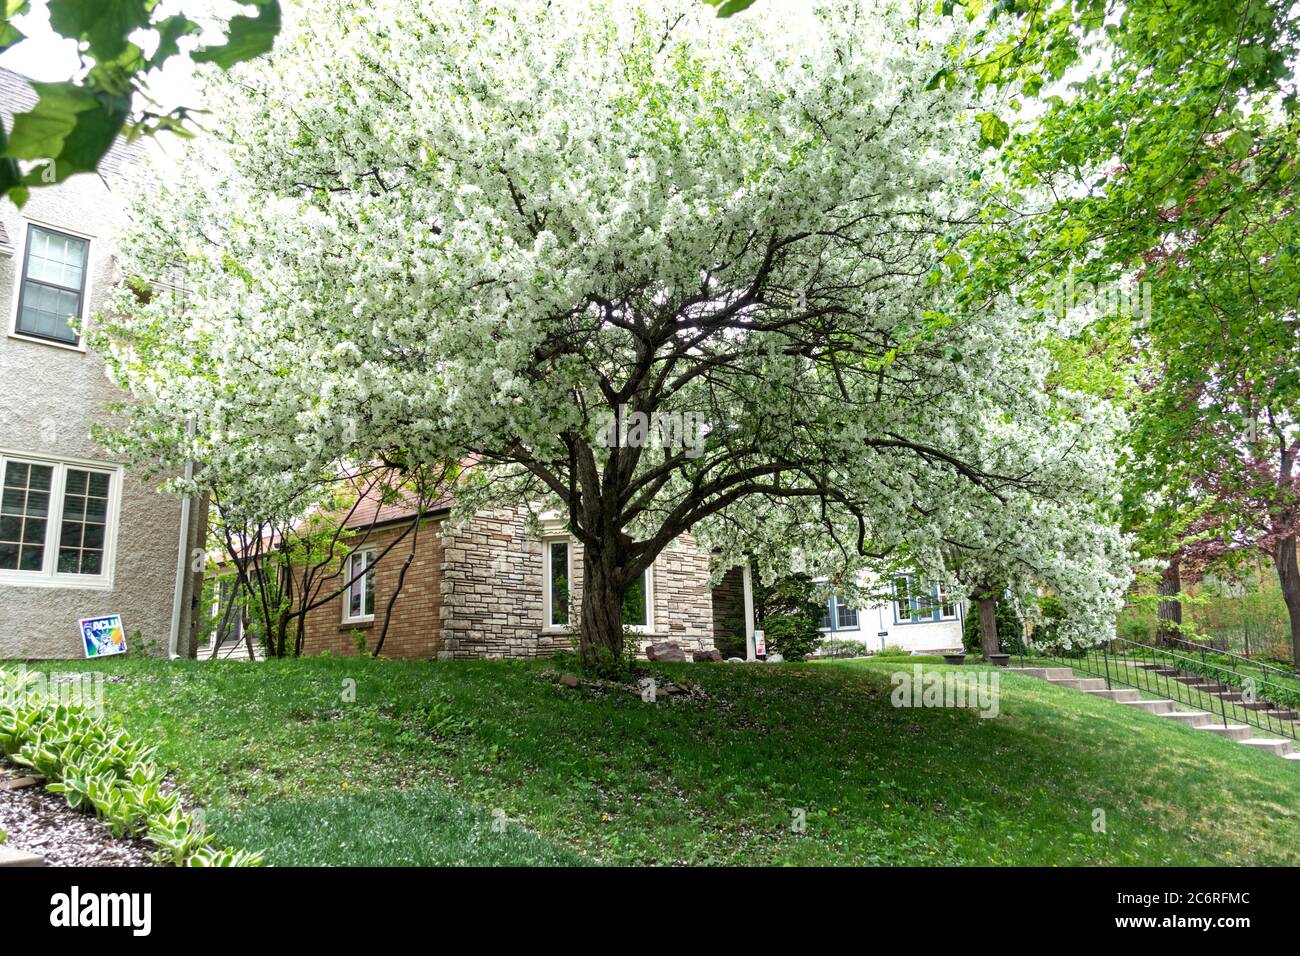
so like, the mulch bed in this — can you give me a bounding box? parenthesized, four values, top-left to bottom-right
(0, 765, 157, 867)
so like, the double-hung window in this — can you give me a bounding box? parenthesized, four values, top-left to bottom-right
(893, 574, 958, 624)
(343, 549, 375, 622)
(540, 539, 653, 630)
(621, 568, 652, 629)
(14, 225, 90, 346)
(818, 593, 859, 632)
(0, 454, 117, 587)
(543, 539, 570, 628)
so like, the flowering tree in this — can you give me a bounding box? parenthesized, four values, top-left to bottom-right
(93, 0, 1129, 672)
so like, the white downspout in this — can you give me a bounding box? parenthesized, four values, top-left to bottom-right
(742, 562, 756, 661)
(168, 416, 196, 659)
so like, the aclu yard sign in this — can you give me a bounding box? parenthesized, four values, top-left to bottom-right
(79, 614, 127, 658)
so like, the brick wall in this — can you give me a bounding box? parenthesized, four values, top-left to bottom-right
(298, 519, 443, 658)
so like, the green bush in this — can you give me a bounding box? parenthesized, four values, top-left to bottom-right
(814, 637, 870, 659)
(763, 612, 821, 661)
(754, 573, 825, 662)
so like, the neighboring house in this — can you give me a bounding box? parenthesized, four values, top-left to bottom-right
(286, 493, 754, 661)
(816, 573, 966, 654)
(0, 69, 204, 659)
(212, 472, 961, 662)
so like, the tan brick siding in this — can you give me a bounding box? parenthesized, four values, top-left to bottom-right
(298, 520, 443, 658)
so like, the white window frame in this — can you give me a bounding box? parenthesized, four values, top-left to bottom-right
(0, 449, 121, 590)
(816, 592, 860, 633)
(622, 564, 655, 633)
(341, 549, 375, 623)
(7, 218, 96, 353)
(542, 536, 572, 631)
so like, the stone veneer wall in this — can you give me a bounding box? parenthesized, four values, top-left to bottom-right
(710, 565, 747, 659)
(437, 505, 717, 660)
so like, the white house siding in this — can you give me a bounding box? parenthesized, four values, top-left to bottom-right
(817, 572, 966, 655)
(0, 69, 198, 658)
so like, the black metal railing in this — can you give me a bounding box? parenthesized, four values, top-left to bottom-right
(1033, 637, 1299, 742)
(1152, 634, 1298, 684)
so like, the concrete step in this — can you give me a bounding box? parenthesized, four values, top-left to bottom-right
(1005, 667, 1053, 679)
(1048, 677, 1108, 691)
(1196, 723, 1253, 741)
(1085, 688, 1140, 702)
(1283, 752, 1300, 761)
(1159, 710, 1215, 727)
(1249, 709, 1300, 721)
(0, 846, 44, 867)
(1240, 738, 1295, 757)
(1006, 666, 1075, 680)
(1185, 681, 1232, 693)
(1119, 699, 1176, 714)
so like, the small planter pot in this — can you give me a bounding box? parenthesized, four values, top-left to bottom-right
(987, 653, 1011, 667)
(942, 653, 967, 665)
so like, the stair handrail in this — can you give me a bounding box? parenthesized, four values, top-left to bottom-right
(1152, 634, 1296, 682)
(1037, 637, 1299, 741)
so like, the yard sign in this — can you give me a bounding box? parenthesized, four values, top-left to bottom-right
(79, 615, 127, 658)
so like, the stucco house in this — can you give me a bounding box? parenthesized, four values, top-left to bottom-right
(0, 69, 204, 659)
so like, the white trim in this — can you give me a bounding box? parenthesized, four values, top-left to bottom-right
(741, 563, 756, 661)
(168, 416, 195, 658)
(541, 536, 572, 631)
(340, 548, 376, 624)
(7, 218, 97, 353)
(0, 450, 122, 590)
(620, 563, 655, 633)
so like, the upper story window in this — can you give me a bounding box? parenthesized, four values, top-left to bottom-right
(343, 549, 375, 622)
(15, 225, 90, 346)
(893, 574, 959, 624)
(0, 453, 118, 588)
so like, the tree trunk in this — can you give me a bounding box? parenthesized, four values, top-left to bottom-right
(578, 543, 627, 675)
(1155, 559, 1182, 647)
(978, 597, 999, 659)
(1274, 535, 1300, 674)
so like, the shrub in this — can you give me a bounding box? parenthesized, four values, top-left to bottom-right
(0, 667, 262, 866)
(754, 573, 826, 662)
(762, 612, 821, 661)
(815, 638, 871, 659)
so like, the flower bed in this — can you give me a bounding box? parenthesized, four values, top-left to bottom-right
(0, 667, 261, 866)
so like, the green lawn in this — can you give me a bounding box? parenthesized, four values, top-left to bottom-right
(27, 654, 1300, 866)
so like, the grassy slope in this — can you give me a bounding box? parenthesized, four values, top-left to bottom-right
(37, 655, 1300, 866)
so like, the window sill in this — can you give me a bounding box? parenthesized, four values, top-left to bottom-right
(0, 572, 113, 591)
(341, 617, 375, 629)
(7, 331, 86, 353)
